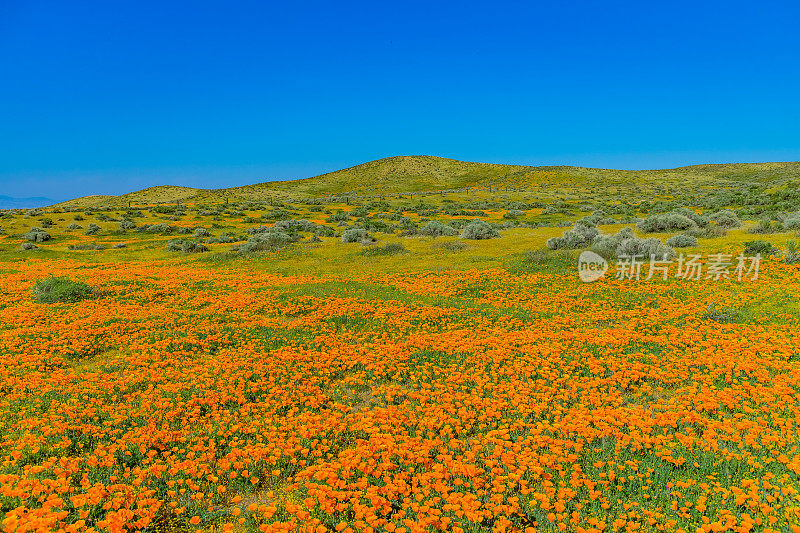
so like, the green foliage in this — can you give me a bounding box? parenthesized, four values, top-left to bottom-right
(24, 227, 51, 242)
(32, 276, 93, 303)
(617, 236, 675, 260)
(419, 220, 458, 237)
(166, 239, 210, 253)
(546, 222, 599, 250)
(665, 234, 698, 248)
(238, 231, 298, 252)
(708, 209, 741, 228)
(784, 241, 800, 264)
(743, 240, 779, 256)
(461, 219, 499, 240)
(636, 213, 696, 233)
(360, 243, 408, 256)
(85, 223, 101, 235)
(341, 227, 370, 243)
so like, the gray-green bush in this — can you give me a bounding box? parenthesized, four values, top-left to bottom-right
(636, 213, 696, 233)
(461, 219, 500, 240)
(24, 227, 51, 242)
(420, 220, 458, 237)
(665, 234, 698, 248)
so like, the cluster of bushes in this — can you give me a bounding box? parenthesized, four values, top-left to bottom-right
(166, 239, 209, 253)
(236, 230, 300, 253)
(24, 227, 51, 242)
(546, 222, 599, 250)
(636, 212, 698, 233)
(420, 220, 458, 237)
(548, 222, 675, 260)
(136, 223, 176, 234)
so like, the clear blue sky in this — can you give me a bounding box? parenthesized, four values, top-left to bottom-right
(2, 0, 799, 201)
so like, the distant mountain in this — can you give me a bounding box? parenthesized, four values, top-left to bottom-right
(0, 195, 55, 209)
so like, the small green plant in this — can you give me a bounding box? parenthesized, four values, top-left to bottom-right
(360, 243, 407, 256)
(32, 276, 93, 303)
(784, 240, 800, 264)
(743, 240, 779, 256)
(701, 301, 741, 324)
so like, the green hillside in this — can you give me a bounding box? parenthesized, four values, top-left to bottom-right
(52, 155, 800, 208)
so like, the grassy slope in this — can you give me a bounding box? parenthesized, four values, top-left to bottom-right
(53, 156, 800, 207)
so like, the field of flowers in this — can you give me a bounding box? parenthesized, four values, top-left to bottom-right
(1, 236, 799, 533)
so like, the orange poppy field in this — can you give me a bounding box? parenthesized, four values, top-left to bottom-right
(1, 230, 799, 533)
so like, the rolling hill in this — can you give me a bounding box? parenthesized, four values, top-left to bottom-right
(51, 155, 800, 208)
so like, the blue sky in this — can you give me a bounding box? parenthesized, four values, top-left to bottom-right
(1, 0, 799, 201)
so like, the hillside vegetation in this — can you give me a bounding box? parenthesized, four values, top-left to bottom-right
(53, 156, 800, 208)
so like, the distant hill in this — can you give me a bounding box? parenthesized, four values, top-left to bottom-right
(0, 195, 55, 209)
(53, 155, 800, 208)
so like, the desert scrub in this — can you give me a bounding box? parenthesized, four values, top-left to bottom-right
(748, 218, 784, 235)
(165, 239, 210, 253)
(743, 240, 779, 256)
(461, 219, 499, 240)
(420, 220, 458, 237)
(341, 227, 371, 243)
(708, 209, 742, 228)
(616, 235, 675, 260)
(32, 276, 93, 303)
(237, 231, 298, 252)
(85, 223, 101, 235)
(119, 219, 136, 230)
(783, 241, 800, 264)
(685, 225, 727, 238)
(24, 227, 51, 242)
(360, 243, 408, 256)
(671, 207, 709, 227)
(665, 234, 698, 248)
(636, 212, 696, 233)
(19, 242, 38, 251)
(546, 221, 599, 250)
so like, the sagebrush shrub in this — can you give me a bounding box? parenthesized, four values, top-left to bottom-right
(617, 237, 675, 260)
(32, 276, 93, 303)
(85, 223, 101, 235)
(360, 243, 407, 256)
(666, 234, 698, 248)
(461, 219, 499, 240)
(420, 220, 458, 237)
(636, 213, 696, 233)
(672, 207, 708, 228)
(743, 240, 778, 256)
(546, 222, 599, 250)
(708, 209, 741, 228)
(238, 231, 298, 252)
(341, 227, 370, 243)
(166, 239, 209, 253)
(24, 227, 51, 242)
